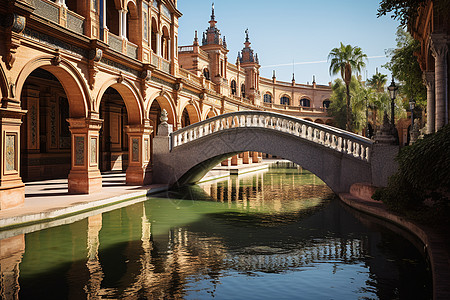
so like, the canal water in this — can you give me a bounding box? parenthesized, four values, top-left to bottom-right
(1, 162, 431, 299)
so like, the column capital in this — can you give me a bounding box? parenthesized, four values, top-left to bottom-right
(124, 120, 153, 134)
(67, 117, 103, 131)
(422, 71, 435, 89)
(429, 34, 448, 59)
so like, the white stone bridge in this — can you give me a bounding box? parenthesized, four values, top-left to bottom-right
(153, 111, 398, 193)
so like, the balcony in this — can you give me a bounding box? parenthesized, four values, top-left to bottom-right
(149, 52, 171, 74)
(33, 0, 85, 35)
(107, 32, 138, 60)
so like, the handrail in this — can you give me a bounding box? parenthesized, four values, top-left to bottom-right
(170, 111, 372, 162)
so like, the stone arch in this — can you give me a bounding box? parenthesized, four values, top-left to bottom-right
(147, 91, 177, 126)
(0, 64, 8, 99)
(300, 96, 311, 107)
(202, 107, 218, 120)
(126, 0, 139, 45)
(325, 119, 333, 125)
(161, 25, 170, 60)
(314, 119, 324, 124)
(96, 78, 144, 125)
(15, 56, 90, 118)
(280, 94, 290, 105)
(303, 118, 313, 122)
(263, 91, 273, 103)
(179, 102, 201, 126)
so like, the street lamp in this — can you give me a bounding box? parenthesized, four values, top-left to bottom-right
(387, 78, 398, 127)
(409, 98, 416, 130)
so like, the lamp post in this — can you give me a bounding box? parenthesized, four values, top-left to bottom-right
(365, 95, 369, 137)
(387, 78, 398, 127)
(409, 98, 416, 129)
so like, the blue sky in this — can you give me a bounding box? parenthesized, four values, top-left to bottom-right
(177, 0, 400, 85)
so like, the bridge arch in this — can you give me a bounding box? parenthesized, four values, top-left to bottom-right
(153, 111, 375, 194)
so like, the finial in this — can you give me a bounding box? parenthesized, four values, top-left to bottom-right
(313, 75, 316, 83)
(245, 28, 249, 42)
(292, 73, 295, 82)
(194, 30, 198, 44)
(160, 109, 168, 124)
(223, 35, 227, 48)
(272, 70, 276, 78)
(211, 2, 215, 20)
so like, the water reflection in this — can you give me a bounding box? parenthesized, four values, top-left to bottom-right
(0, 162, 431, 299)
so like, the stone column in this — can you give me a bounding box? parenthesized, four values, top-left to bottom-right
(0, 107, 26, 210)
(156, 32, 161, 56)
(118, 9, 125, 38)
(125, 120, 153, 185)
(67, 117, 103, 194)
(423, 71, 436, 134)
(122, 9, 127, 39)
(430, 34, 448, 130)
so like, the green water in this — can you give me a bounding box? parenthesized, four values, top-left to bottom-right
(2, 162, 431, 299)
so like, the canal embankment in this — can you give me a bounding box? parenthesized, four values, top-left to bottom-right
(339, 184, 450, 300)
(0, 160, 274, 230)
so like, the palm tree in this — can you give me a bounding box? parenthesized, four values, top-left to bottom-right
(328, 43, 367, 131)
(367, 71, 387, 93)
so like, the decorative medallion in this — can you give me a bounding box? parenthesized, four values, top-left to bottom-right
(132, 138, 140, 162)
(75, 136, 85, 166)
(5, 134, 16, 172)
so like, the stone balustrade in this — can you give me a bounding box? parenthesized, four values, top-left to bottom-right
(171, 111, 372, 162)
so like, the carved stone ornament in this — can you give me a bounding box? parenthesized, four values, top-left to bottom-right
(5, 13, 26, 33)
(117, 72, 124, 84)
(140, 69, 151, 81)
(88, 48, 103, 62)
(199, 93, 205, 100)
(160, 109, 168, 124)
(51, 49, 62, 66)
(174, 82, 183, 91)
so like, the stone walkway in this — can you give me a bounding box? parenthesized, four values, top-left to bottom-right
(339, 192, 450, 300)
(0, 173, 168, 229)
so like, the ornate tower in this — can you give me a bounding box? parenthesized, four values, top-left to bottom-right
(238, 29, 261, 105)
(200, 3, 229, 94)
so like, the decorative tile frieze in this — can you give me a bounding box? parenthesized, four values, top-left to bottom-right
(67, 12, 84, 35)
(151, 76, 175, 89)
(99, 57, 140, 77)
(34, 0, 59, 23)
(22, 28, 88, 58)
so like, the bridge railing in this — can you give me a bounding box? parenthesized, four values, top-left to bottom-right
(171, 111, 373, 162)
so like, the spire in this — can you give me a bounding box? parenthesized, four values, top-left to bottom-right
(193, 30, 199, 46)
(292, 73, 295, 82)
(211, 2, 215, 21)
(223, 35, 227, 49)
(245, 28, 249, 43)
(313, 75, 316, 83)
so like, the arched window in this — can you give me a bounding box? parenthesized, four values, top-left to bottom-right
(263, 93, 272, 103)
(151, 18, 158, 54)
(161, 26, 170, 60)
(323, 100, 331, 109)
(241, 84, 246, 98)
(203, 68, 210, 80)
(280, 95, 290, 105)
(300, 98, 311, 107)
(231, 80, 237, 95)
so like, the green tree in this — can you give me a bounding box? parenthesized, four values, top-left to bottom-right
(367, 72, 388, 93)
(383, 28, 426, 109)
(328, 43, 367, 131)
(377, 0, 449, 27)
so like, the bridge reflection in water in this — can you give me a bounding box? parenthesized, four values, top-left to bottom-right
(0, 163, 431, 299)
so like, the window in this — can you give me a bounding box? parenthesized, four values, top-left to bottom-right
(263, 93, 272, 103)
(280, 96, 290, 105)
(300, 98, 311, 107)
(203, 68, 210, 80)
(241, 84, 246, 98)
(323, 100, 331, 109)
(142, 3, 148, 41)
(231, 80, 237, 95)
